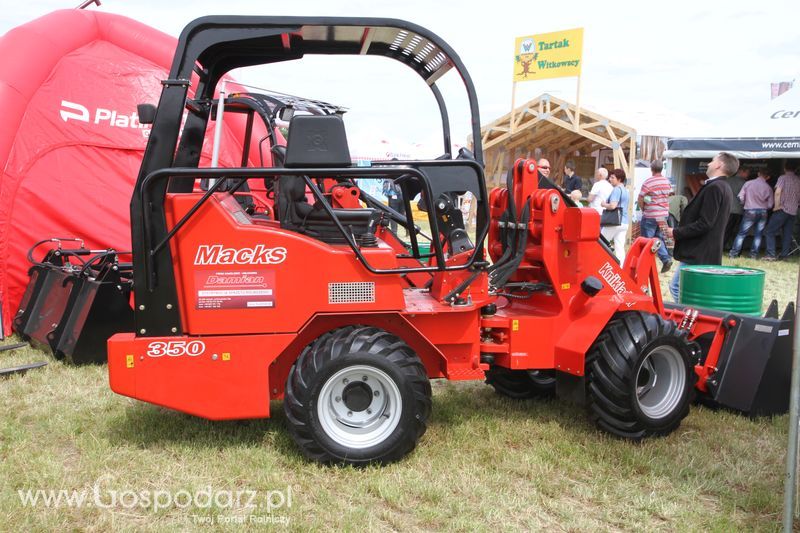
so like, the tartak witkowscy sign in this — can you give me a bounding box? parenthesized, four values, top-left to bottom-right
(513, 28, 584, 82)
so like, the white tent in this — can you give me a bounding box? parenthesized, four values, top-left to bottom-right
(664, 87, 800, 159)
(587, 100, 711, 138)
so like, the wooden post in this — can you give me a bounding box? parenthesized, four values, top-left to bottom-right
(626, 135, 637, 246)
(575, 75, 582, 127)
(510, 81, 517, 134)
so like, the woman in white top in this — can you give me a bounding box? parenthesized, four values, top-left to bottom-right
(600, 168, 630, 262)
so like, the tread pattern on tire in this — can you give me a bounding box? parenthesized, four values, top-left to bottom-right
(284, 326, 431, 465)
(586, 311, 694, 440)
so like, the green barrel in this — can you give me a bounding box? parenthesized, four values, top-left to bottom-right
(679, 265, 765, 315)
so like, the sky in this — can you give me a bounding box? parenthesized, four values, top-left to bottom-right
(2, 0, 799, 153)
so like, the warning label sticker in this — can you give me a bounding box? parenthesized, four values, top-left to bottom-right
(195, 270, 275, 310)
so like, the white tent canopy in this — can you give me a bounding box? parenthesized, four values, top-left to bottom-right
(664, 87, 800, 159)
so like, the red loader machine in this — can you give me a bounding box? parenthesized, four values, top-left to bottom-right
(108, 16, 793, 465)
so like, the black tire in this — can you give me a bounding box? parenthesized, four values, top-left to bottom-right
(586, 312, 696, 440)
(283, 326, 431, 465)
(485, 367, 556, 399)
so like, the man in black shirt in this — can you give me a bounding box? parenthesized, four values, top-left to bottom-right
(666, 152, 738, 301)
(563, 159, 582, 195)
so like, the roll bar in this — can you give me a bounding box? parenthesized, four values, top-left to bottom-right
(130, 17, 485, 336)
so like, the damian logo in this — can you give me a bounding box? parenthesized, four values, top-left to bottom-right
(194, 245, 287, 266)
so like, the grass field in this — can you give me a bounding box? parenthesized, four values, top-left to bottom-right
(0, 257, 797, 531)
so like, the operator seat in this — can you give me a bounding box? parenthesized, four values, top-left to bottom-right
(271, 144, 287, 166)
(276, 115, 378, 246)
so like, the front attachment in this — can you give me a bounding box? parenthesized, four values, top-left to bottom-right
(704, 302, 794, 416)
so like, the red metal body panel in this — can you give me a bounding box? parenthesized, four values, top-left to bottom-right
(165, 193, 405, 335)
(108, 301, 486, 419)
(403, 290, 486, 380)
(329, 183, 362, 208)
(108, 332, 295, 419)
(373, 226, 432, 288)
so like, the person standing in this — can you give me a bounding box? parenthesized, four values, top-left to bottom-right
(587, 168, 613, 215)
(600, 168, 629, 262)
(729, 169, 773, 259)
(667, 190, 688, 228)
(667, 152, 738, 301)
(763, 161, 800, 261)
(382, 178, 405, 233)
(537, 158, 551, 180)
(562, 160, 582, 195)
(723, 166, 748, 249)
(638, 160, 673, 272)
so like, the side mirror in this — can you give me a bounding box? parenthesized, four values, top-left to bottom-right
(278, 106, 294, 122)
(457, 147, 475, 161)
(137, 103, 156, 125)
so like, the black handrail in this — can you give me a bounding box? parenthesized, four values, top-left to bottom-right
(139, 162, 489, 290)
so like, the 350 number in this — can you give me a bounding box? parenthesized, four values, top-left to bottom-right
(146, 340, 206, 358)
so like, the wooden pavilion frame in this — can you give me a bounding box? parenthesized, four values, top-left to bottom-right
(479, 93, 636, 189)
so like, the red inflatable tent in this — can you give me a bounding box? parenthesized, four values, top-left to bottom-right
(0, 10, 257, 335)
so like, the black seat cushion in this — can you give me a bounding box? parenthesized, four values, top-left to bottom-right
(284, 115, 351, 168)
(275, 115, 378, 245)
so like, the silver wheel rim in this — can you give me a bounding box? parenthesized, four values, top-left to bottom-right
(317, 365, 402, 449)
(635, 345, 686, 419)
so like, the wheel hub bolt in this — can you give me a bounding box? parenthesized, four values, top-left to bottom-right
(347, 411, 353, 417)
(374, 390, 380, 397)
(343, 378, 349, 384)
(366, 409, 372, 415)
(362, 376, 368, 381)
(335, 396, 341, 403)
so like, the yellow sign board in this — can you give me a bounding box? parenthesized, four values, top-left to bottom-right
(513, 28, 584, 82)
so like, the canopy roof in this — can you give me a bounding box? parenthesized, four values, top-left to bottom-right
(178, 17, 457, 87)
(480, 93, 636, 186)
(665, 87, 800, 159)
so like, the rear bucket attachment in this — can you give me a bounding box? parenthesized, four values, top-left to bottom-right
(48, 255, 134, 364)
(701, 300, 794, 416)
(13, 239, 89, 346)
(13, 239, 134, 364)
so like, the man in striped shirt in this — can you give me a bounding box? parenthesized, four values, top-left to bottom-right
(763, 161, 800, 261)
(638, 160, 673, 272)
